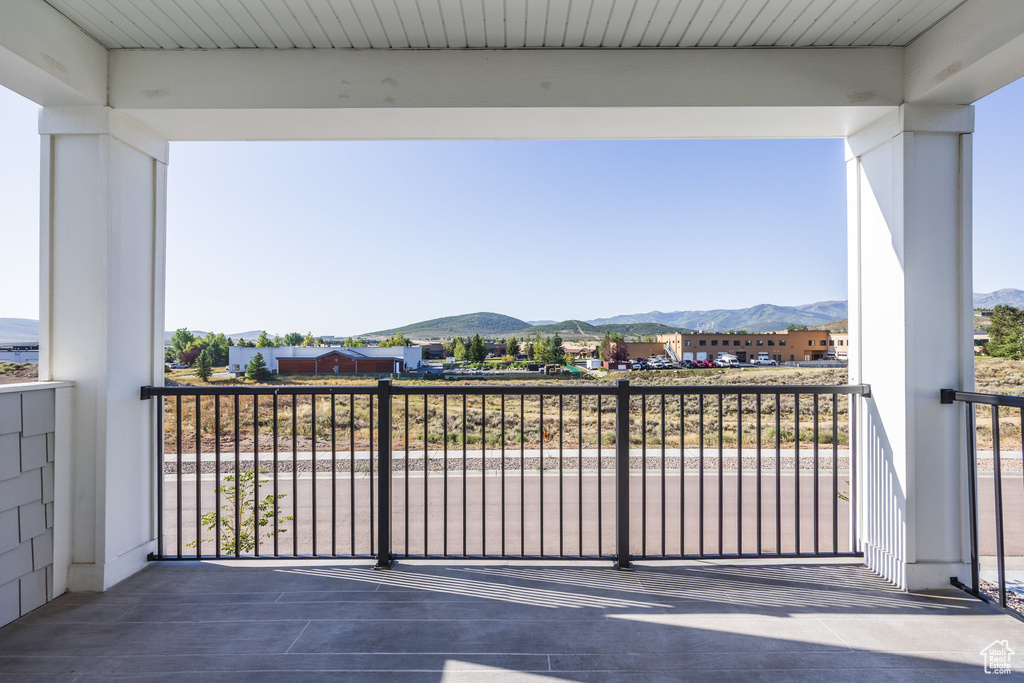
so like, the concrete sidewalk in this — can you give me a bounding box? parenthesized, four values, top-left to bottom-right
(1, 558, 1022, 681)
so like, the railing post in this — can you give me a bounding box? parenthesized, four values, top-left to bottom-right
(375, 379, 393, 569)
(615, 379, 631, 569)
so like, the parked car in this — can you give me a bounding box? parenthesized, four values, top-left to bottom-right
(751, 358, 778, 366)
(681, 360, 696, 369)
(694, 359, 712, 368)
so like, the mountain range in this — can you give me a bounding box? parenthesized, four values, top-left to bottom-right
(3, 289, 1024, 344)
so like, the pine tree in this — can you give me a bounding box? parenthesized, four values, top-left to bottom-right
(301, 332, 315, 347)
(246, 352, 269, 381)
(195, 349, 213, 381)
(256, 331, 272, 348)
(549, 333, 565, 364)
(506, 337, 520, 358)
(469, 334, 487, 362)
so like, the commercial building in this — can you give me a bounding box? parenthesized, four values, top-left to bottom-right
(659, 330, 831, 363)
(228, 345, 423, 376)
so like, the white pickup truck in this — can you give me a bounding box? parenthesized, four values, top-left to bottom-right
(751, 354, 778, 366)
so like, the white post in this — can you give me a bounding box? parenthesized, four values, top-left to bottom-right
(39, 107, 167, 591)
(847, 104, 975, 590)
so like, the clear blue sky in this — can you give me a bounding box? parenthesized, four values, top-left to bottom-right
(1, 77, 1022, 337)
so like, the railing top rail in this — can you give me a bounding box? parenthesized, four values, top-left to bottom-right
(142, 382, 870, 399)
(941, 389, 1024, 409)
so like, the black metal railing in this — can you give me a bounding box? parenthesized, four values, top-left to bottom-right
(942, 388, 1024, 613)
(143, 380, 868, 567)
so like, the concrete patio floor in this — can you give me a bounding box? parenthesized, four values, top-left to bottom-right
(1, 558, 1022, 681)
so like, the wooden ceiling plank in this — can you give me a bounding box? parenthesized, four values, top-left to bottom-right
(852, 0, 918, 45)
(61, 0, 143, 47)
(481, 0, 506, 47)
(678, 0, 721, 47)
(698, 0, 747, 47)
(282, 0, 335, 48)
(324, 0, 372, 48)
(460, 0, 487, 47)
(102, 0, 181, 48)
(392, 2, 430, 48)
(370, 0, 413, 48)
(620, 0, 660, 48)
(716, 0, 766, 47)
(733, 0, 786, 46)
(229, 0, 294, 47)
(197, 0, 264, 48)
(831, 0, 900, 45)
(754, 0, 813, 46)
(655, 0, 700, 46)
(437, 0, 468, 48)
(524, 0, 548, 47)
(545, 0, 573, 47)
(415, 0, 450, 47)
(878, 0, 959, 46)
(261, 1, 315, 48)
(348, 0, 394, 48)
(602, 0, 638, 47)
(581, 0, 615, 47)
(302, 0, 354, 48)
(562, 0, 593, 47)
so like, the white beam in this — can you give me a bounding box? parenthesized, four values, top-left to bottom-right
(906, 0, 1024, 104)
(0, 0, 106, 106)
(117, 105, 897, 142)
(108, 47, 903, 140)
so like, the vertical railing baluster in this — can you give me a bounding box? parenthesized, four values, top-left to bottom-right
(520, 394, 525, 558)
(405, 394, 409, 557)
(775, 396, 781, 555)
(310, 394, 316, 557)
(832, 393, 838, 554)
(332, 393, 337, 557)
(195, 396, 202, 558)
(540, 394, 545, 557)
(176, 395, 182, 559)
(737, 393, 742, 556)
(850, 392, 858, 554)
(443, 394, 448, 558)
(699, 392, 705, 557)
(680, 393, 685, 557)
(462, 393, 467, 557)
(292, 394, 298, 557)
(813, 393, 819, 556)
(349, 393, 354, 556)
(661, 394, 666, 557)
(717, 393, 723, 557)
(376, 380, 392, 568)
(992, 405, 1007, 608)
(234, 395, 240, 559)
(966, 402, 979, 593)
(155, 395, 165, 559)
(558, 394, 563, 558)
(501, 394, 506, 558)
(482, 394, 487, 557)
(253, 395, 259, 557)
(370, 394, 375, 557)
(213, 396, 219, 559)
(579, 394, 583, 557)
(615, 380, 630, 569)
(794, 393, 801, 555)
(756, 393, 762, 556)
(641, 394, 647, 558)
(273, 393, 279, 557)
(597, 395, 603, 558)
(424, 394, 429, 557)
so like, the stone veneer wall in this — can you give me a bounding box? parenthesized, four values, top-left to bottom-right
(0, 388, 55, 628)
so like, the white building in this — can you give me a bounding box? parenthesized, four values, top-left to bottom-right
(227, 345, 423, 375)
(0, 0, 1020, 602)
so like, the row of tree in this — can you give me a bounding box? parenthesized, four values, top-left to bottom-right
(985, 305, 1024, 359)
(442, 332, 569, 364)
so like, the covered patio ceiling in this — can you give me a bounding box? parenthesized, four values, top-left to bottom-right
(4, 0, 1023, 140)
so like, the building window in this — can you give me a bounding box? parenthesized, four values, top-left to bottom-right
(699, 340, 706, 346)
(756, 340, 764, 346)
(745, 340, 752, 346)
(820, 340, 827, 346)
(790, 355, 794, 361)
(711, 340, 718, 346)
(839, 340, 844, 346)
(768, 341, 775, 346)
(779, 340, 786, 346)
(808, 341, 814, 346)
(684, 340, 691, 346)
(733, 341, 740, 346)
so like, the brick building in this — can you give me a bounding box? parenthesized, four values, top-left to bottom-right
(658, 330, 831, 363)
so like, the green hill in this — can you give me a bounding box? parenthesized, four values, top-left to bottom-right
(514, 320, 690, 340)
(368, 312, 530, 339)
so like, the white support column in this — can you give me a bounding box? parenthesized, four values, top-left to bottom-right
(39, 107, 167, 591)
(847, 104, 975, 590)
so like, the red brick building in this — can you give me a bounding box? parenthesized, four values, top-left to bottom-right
(277, 350, 402, 374)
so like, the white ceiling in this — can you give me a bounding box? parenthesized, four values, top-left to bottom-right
(44, 0, 968, 50)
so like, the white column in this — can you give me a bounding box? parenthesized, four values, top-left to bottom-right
(39, 107, 167, 591)
(847, 104, 975, 590)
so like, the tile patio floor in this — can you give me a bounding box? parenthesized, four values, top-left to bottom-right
(1, 557, 1022, 681)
